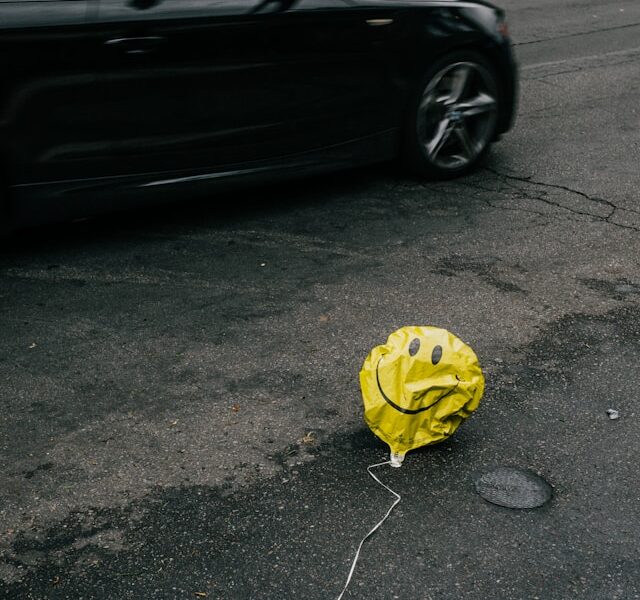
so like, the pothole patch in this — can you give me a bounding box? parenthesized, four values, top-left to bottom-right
(475, 467, 552, 509)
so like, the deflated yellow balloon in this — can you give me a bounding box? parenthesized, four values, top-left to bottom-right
(360, 326, 484, 461)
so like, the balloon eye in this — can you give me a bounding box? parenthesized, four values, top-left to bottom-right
(431, 345, 443, 365)
(408, 338, 420, 356)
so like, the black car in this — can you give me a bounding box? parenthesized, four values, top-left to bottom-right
(0, 0, 517, 230)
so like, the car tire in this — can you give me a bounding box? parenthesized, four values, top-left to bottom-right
(403, 50, 500, 179)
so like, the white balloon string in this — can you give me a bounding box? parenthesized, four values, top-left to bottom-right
(336, 460, 402, 600)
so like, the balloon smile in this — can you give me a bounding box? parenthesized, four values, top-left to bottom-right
(376, 356, 460, 415)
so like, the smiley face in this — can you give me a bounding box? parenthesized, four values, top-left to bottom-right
(375, 336, 462, 414)
(360, 325, 485, 456)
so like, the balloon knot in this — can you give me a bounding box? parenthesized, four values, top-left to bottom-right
(389, 452, 405, 468)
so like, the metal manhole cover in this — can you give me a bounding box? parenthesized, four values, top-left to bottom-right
(475, 467, 552, 509)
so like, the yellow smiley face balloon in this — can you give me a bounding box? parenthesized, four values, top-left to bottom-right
(360, 326, 484, 463)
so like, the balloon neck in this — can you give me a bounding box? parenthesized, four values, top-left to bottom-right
(389, 451, 405, 468)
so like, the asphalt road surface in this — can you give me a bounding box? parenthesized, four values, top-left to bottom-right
(2, 1, 640, 598)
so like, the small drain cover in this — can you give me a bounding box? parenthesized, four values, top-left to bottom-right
(475, 467, 552, 509)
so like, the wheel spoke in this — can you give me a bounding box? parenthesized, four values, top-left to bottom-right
(457, 92, 497, 117)
(418, 91, 435, 113)
(448, 64, 472, 103)
(427, 118, 454, 159)
(454, 124, 475, 160)
(419, 89, 450, 114)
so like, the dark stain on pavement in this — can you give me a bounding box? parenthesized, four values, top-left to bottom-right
(432, 255, 527, 294)
(580, 277, 640, 301)
(21, 463, 54, 481)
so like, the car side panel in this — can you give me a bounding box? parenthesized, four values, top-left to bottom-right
(0, 1, 107, 185)
(83, 0, 402, 178)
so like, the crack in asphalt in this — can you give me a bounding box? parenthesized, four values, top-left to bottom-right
(482, 168, 640, 233)
(519, 45, 640, 84)
(452, 181, 550, 219)
(521, 46, 640, 72)
(513, 21, 640, 47)
(523, 56, 640, 81)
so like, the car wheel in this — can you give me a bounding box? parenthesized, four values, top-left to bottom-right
(404, 51, 500, 179)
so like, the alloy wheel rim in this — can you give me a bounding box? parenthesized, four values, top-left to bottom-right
(417, 61, 498, 170)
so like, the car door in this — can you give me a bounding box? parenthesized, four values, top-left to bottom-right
(256, 0, 401, 157)
(0, 0, 98, 185)
(90, 0, 283, 178)
(89, 0, 399, 180)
